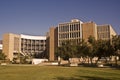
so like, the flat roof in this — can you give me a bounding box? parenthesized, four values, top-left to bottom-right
(20, 34, 46, 40)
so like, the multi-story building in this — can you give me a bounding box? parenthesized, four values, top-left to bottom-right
(48, 19, 117, 61)
(97, 25, 117, 40)
(58, 19, 83, 46)
(3, 33, 46, 61)
(2, 19, 117, 62)
(82, 21, 98, 41)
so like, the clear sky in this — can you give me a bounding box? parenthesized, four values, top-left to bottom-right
(0, 0, 120, 39)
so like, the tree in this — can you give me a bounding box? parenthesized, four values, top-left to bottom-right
(112, 35, 120, 54)
(0, 51, 6, 60)
(75, 41, 85, 58)
(55, 40, 78, 60)
(55, 35, 120, 67)
(112, 35, 120, 66)
(87, 36, 115, 65)
(87, 36, 97, 65)
(93, 38, 117, 66)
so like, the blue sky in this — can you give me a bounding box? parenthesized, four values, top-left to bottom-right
(0, 0, 120, 39)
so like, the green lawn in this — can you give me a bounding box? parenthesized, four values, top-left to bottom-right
(0, 65, 120, 80)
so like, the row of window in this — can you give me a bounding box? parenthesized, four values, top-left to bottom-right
(21, 45, 45, 50)
(59, 32, 81, 39)
(58, 39, 81, 46)
(14, 37, 20, 51)
(97, 26, 109, 32)
(59, 24, 81, 32)
(21, 50, 43, 54)
(21, 39, 46, 44)
(21, 43, 46, 46)
(21, 48, 45, 51)
(98, 33, 110, 39)
(21, 45, 45, 48)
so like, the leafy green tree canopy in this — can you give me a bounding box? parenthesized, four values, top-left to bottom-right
(0, 51, 6, 60)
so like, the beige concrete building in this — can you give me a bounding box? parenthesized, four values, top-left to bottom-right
(3, 33, 46, 61)
(48, 19, 117, 61)
(58, 19, 83, 46)
(97, 25, 117, 40)
(47, 27, 58, 61)
(82, 21, 97, 41)
(3, 33, 20, 61)
(2, 19, 117, 62)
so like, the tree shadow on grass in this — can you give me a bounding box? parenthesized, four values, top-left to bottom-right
(55, 76, 112, 80)
(55, 77, 82, 80)
(80, 76, 112, 80)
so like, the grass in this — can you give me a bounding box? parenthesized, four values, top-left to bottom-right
(0, 65, 120, 80)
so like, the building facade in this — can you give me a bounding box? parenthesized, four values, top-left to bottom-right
(48, 19, 117, 61)
(2, 19, 117, 61)
(46, 27, 58, 61)
(3, 33, 46, 61)
(58, 19, 83, 46)
(82, 21, 98, 41)
(97, 25, 117, 40)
